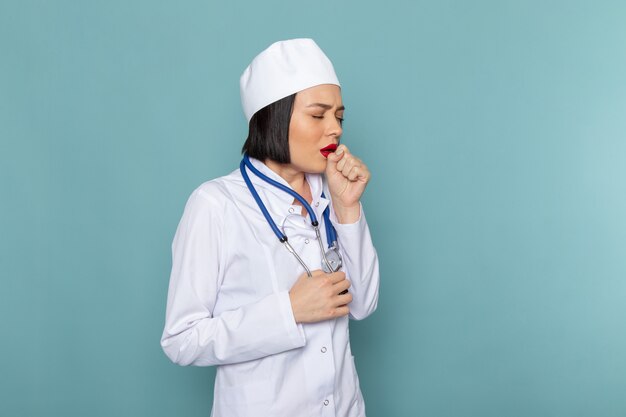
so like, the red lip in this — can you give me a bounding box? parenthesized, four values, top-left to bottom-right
(320, 144, 338, 158)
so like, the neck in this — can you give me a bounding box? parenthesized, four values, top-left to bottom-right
(264, 159, 311, 204)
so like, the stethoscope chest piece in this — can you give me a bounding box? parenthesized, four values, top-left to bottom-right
(322, 246, 342, 273)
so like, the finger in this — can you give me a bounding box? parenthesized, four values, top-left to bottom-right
(331, 305, 350, 318)
(334, 278, 351, 292)
(345, 161, 370, 182)
(359, 165, 371, 182)
(325, 149, 341, 168)
(339, 156, 363, 177)
(325, 145, 346, 172)
(336, 144, 349, 155)
(337, 155, 356, 173)
(336, 153, 352, 172)
(329, 145, 347, 161)
(347, 166, 360, 181)
(327, 271, 346, 284)
(335, 292, 353, 306)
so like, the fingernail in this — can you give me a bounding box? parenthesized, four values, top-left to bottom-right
(336, 147, 344, 155)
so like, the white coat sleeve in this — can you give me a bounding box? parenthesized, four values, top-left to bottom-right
(330, 203, 380, 320)
(160, 187, 306, 366)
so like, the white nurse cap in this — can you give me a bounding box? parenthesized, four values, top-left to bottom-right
(239, 38, 340, 123)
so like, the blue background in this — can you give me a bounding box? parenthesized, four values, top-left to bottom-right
(1, 1, 626, 416)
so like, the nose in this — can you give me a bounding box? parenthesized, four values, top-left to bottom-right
(327, 117, 343, 139)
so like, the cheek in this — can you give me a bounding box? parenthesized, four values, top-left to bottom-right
(289, 119, 318, 148)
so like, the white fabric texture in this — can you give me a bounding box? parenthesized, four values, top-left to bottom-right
(161, 158, 379, 417)
(240, 38, 340, 122)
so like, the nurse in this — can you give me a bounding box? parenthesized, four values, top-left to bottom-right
(161, 38, 380, 417)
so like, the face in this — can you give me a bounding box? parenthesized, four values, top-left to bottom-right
(287, 84, 344, 173)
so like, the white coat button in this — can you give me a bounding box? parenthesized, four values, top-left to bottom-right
(305, 239, 310, 244)
(323, 400, 329, 406)
(321, 346, 327, 353)
(315, 201, 320, 207)
(288, 207, 295, 213)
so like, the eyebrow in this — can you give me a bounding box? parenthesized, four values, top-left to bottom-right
(306, 103, 345, 111)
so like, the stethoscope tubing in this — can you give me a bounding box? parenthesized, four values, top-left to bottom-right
(240, 154, 339, 276)
(240, 157, 287, 242)
(242, 155, 319, 224)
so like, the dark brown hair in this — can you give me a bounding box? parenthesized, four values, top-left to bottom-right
(241, 93, 296, 163)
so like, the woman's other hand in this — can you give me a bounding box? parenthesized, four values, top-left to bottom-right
(325, 144, 371, 223)
(289, 270, 352, 323)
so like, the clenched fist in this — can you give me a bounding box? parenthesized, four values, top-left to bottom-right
(325, 144, 371, 223)
(289, 270, 352, 323)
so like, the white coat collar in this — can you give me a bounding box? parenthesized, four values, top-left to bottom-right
(238, 157, 330, 220)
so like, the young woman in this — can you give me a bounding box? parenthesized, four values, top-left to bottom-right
(161, 38, 379, 417)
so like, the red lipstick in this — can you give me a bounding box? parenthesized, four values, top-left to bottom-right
(320, 144, 338, 158)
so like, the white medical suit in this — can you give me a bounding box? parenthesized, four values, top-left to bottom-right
(161, 157, 380, 417)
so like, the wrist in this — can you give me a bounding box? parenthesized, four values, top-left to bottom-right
(332, 202, 361, 224)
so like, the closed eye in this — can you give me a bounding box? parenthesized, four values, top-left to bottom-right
(312, 115, 344, 125)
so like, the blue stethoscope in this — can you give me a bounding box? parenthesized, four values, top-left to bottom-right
(240, 154, 342, 277)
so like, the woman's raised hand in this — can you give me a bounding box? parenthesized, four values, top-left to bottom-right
(289, 270, 352, 323)
(325, 144, 371, 223)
